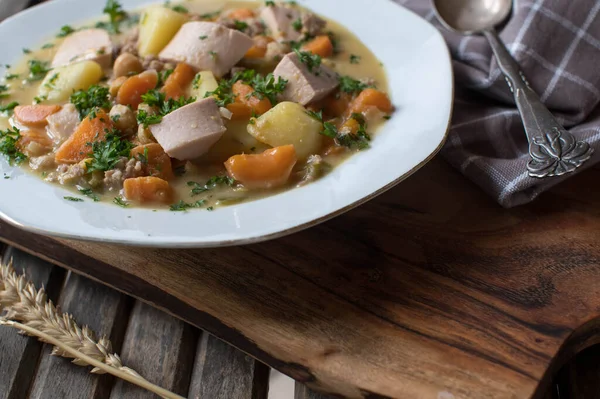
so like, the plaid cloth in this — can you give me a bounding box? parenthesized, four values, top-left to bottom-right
(400, 0, 600, 207)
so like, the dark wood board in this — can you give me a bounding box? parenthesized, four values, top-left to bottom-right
(2, 158, 600, 399)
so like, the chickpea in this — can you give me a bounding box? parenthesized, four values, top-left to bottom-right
(113, 53, 143, 78)
(110, 104, 137, 134)
(109, 76, 128, 97)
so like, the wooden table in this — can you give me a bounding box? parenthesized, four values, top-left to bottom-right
(1, 241, 599, 399)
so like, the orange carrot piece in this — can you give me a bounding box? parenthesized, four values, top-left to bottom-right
(324, 93, 351, 117)
(18, 129, 53, 154)
(55, 110, 112, 164)
(123, 176, 174, 204)
(116, 70, 158, 109)
(226, 81, 272, 119)
(162, 62, 196, 100)
(245, 36, 274, 59)
(228, 8, 255, 19)
(130, 143, 174, 180)
(302, 36, 334, 58)
(224, 145, 297, 189)
(14, 105, 61, 127)
(348, 88, 393, 114)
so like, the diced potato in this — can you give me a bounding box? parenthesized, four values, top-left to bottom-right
(138, 6, 187, 57)
(200, 120, 270, 163)
(247, 102, 323, 160)
(37, 61, 103, 103)
(190, 71, 219, 100)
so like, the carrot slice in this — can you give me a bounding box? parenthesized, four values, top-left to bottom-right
(55, 110, 111, 164)
(302, 36, 334, 58)
(162, 63, 196, 100)
(14, 105, 61, 127)
(324, 93, 352, 117)
(224, 145, 297, 189)
(228, 8, 255, 19)
(348, 88, 393, 114)
(245, 36, 274, 59)
(130, 143, 174, 180)
(226, 81, 272, 119)
(116, 70, 158, 109)
(123, 176, 173, 204)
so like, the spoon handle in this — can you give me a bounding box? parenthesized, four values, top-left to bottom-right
(482, 29, 593, 178)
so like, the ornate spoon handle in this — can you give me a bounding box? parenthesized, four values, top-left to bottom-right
(483, 29, 593, 178)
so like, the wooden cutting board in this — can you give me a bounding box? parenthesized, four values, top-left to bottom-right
(2, 157, 600, 399)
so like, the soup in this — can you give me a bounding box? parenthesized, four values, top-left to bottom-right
(0, 0, 393, 211)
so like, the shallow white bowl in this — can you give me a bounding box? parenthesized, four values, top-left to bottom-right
(0, 0, 452, 248)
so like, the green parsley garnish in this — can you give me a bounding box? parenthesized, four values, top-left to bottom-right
(249, 73, 287, 105)
(200, 10, 221, 20)
(170, 4, 188, 13)
(188, 176, 235, 196)
(79, 187, 100, 201)
(103, 0, 127, 34)
(137, 90, 195, 126)
(0, 85, 9, 99)
(64, 196, 84, 202)
(338, 75, 370, 94)
(34, 95, 48, 104)
(57, 25, 76, 38)
(113, 197, 129, 207)
(294, 48, 321, 73)
(292, 18, 303, 32)
(0, 127, 27, 165)
(27, 60, 51, 81)
(327, 31, 341, 54)
(209, 51, 218, 60)
(42, 43, 55, 49)
(22, 48, 32, 54)
(192, 73, 202, 90)
(265, 1, 275, 6)
(86, 132, 134, 173)
(170, 199, 206, 212)
(305, 110, 341, 139)
(0, 102, 19, 114)
(70, 85, 111, 120)
(158, 68, 174, 86)
(5, 74, 19, 80)
(337, 113, 371, 150)
(199, 35, 208, 40)
(136, 110, 163, 127)
(44, 72, 60, 89)
(233, 20, 249, 31)
(207, 206, 215, 211)
(350, 54, 361, 64)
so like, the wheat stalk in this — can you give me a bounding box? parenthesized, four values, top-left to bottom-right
(0, 259, 185, 399)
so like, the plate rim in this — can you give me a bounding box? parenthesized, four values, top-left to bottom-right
(0, 0, 454, 248)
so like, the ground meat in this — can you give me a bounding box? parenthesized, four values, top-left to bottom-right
(119, 28, 139, 56)
(29, 154, 56, 171)
(302, 13, 326, 36)
(57, 164, 86, 186)
(103, 158, 144, 191)
(218, 18, 266, 37)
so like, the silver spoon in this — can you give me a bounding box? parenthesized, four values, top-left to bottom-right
(432, 0, 593, 178)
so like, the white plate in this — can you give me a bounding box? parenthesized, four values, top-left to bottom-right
(0, 0, 452, 248)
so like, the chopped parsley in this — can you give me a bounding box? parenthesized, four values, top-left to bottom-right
(233, 20, 249, 32)
(209, 51, 218, 60)
(137, 90, 195, 126)
(33, 95, 48, 104)
(200, 10, 222, 20)
(27, 60, 51, 81)
(22, 48, 32, 54)
(170, 199, 206, 212)
(338, 75, 370, 94)
(327, 31, 341, 54)
(57, 25, 76, 38)
(70, 85, 111, 120)
(249, 73, 287, 105)
(5, 74, 19, 80)
(137, 110, 163, 127)
(350, 54, 361, 64)
(292, 18, 303, 32)
(42, 43, 55, 49)
(64, 196, 84, 202)
(199, 35, 208, 40)
(86, 132, 135, 173)
(158, 68, 174, 86)
(0, 101, 19, 114)
(294, 48, 321, 73)
(265, 1, 275, 6)
(0, 127, 26, 165)
(79, 187, 100, 201)
(103, 0, 127, 34)
(337, 113, 371, 150)
(207, 206, 214, 211)
(192, 73, 202, 90)
(188, 176, 235, 196)
(136, 146, 150, 164)
(113, 197, 129, 207)
(0, 85, 9, 99)
(44, 72, 60, 89)
(168, 3, 189, 13)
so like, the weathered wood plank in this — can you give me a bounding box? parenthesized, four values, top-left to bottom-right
(295, 383, 332, 399)
(27, 272, 132, 399)
(0, 247, 65, 399)
(188, 333, 270, 399)
(109, 301, 198, 398)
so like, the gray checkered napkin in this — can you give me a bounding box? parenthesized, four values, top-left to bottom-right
(399, 0, 600, 207)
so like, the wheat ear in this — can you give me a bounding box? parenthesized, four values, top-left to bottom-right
(0, 259, 184, 399)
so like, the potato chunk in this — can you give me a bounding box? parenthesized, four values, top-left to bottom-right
(247, 102, 323, 160)
(190, 71, 219, 100)
(138, 6, 187, 57)
(37, 61, 103, 103)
